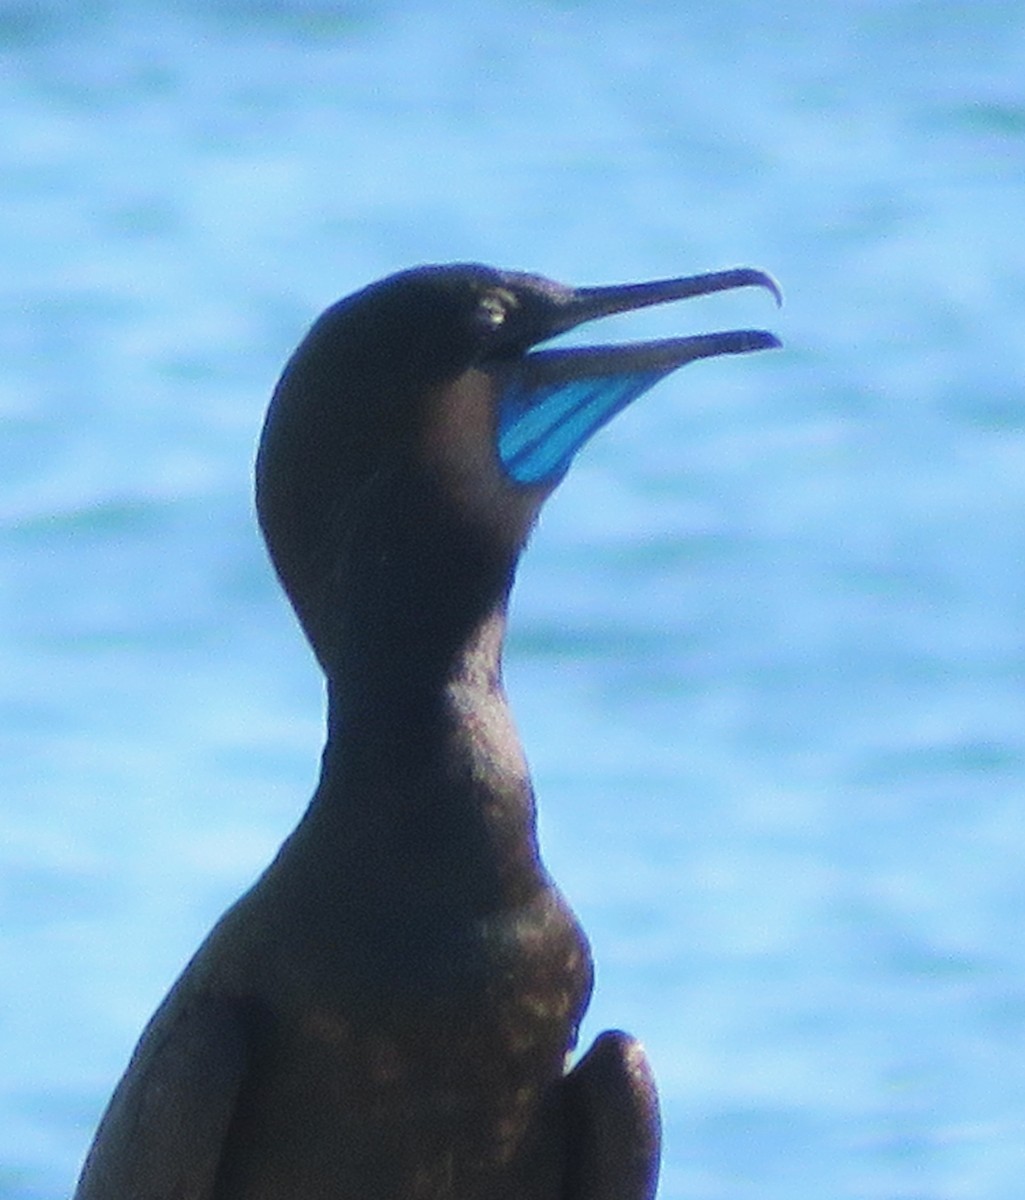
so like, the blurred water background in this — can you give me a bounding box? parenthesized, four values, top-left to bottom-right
(2, 1, 1025, 1196)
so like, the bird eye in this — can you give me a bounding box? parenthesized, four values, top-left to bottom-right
(477, 294, 507, 329)
(475, 289, 518, 333)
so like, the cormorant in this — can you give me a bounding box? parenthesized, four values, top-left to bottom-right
(73, 262, 780, 1200)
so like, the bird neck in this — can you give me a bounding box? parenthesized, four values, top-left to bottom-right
(322, 603, 515, 756)
(306, 606, 545, 908)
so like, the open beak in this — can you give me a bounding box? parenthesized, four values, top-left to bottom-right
(492, 267, 781, 486)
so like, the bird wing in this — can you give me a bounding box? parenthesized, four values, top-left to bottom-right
(561, 1030, 661, 1200)
(73, 993, 250, 1200)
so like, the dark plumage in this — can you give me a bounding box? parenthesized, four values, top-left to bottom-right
(74, 262, 779, 1200)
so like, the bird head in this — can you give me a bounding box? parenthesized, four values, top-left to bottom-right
(255, 263, 780, 678)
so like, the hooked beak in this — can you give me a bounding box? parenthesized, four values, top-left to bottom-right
(492, 267, 782, 486)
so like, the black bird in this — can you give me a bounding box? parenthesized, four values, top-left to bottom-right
(73, 263, 780, 1200)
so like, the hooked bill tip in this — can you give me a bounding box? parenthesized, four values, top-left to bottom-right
(716, 267, 783, 308)
(754, 270, 784, 308)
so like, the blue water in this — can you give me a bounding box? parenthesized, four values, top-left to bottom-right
(3, 2, 1025, 1196)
